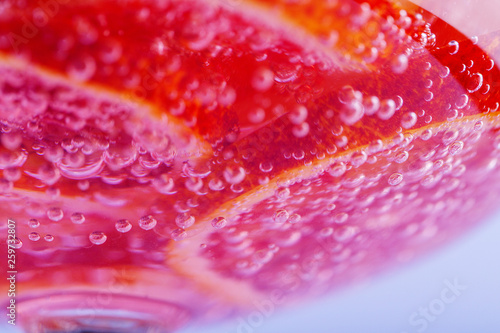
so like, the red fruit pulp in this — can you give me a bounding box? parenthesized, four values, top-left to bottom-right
(1, 0, 500, 332)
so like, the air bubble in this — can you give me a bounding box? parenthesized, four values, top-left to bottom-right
(78, 180, 90, 191)
(139, 215, 157, 230)
(248, 108, 266, 123)
(259, 161, 273, 173)
(363, 96, 380, 115)
(211, 217, 228, 229)
(28, 219, 40, 228)
(377, 99, 396, 120)
(439, 66, 450, 78)
(448, 40, 459, 54)
(449, 141, 464, 155)
(67, 55, 96, 82)
(70, 212, 85, 224)
(401, 112, 417, 129)
(391, 54, 408, 74)
(442, 129, 459, 146)
(89, 231, 107, 245)
(340, 100, 364, 125)
(388, 173, 403, 185)
(455, 94, 469, 109)
(474, 121, 483, 131)
(1, 132, 22, 151)
(252, 249, 274, 264)
(351, 151, 367, 167)
(292, 122, 310, 137)
(395, 151, 409, 163)
(273, 209, 290, 223)
(115, 219, 132, 233)
(447, 109, 458, 121)
(288, 105, 308, 125)
(47, 207, 64, 222)
(275, 187, 290, 200)
(209, 178, 225, 191)
(333, 212, 349, 224)
(29, 232, 40, 241)
(252, 67, 274, 92)
(467, 73, 483, 93)
(176, 213, 195, 229)
(333, 226, 358, 242)
(421, 129, 432, 140)
(223, 165, 246, 184)
(328, 162, 347, 177)
(152, 174, 175, 194)
(10, 237, 23, 248)
(288, 213, 302, 224)
(171, 228, 187, 241)
(0, 179, 13, 192)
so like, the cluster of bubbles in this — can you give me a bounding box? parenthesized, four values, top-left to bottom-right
(0, 0, 499, 304)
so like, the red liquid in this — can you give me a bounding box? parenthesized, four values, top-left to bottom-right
(1, 0, 500, 331)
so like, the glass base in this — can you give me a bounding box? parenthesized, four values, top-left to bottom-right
(17, 292, 191, 333)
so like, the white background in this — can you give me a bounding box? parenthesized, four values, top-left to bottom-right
(179, 212, 500, 333)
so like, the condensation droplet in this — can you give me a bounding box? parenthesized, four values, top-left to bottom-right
(115, 219, 132, 233)
(89, 231, 107, 245)
(44, 234, 54, 242)
(139, 215, 157, 230)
